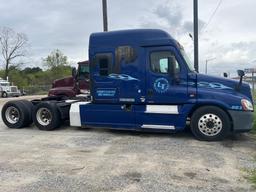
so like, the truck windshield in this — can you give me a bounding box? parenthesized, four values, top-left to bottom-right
(79, 65, 89, 73)
(180, 49, 195, 72)
(0, 83, 9, 86)
(78, 65, 89, 79)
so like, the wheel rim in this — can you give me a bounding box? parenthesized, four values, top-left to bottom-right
(198, 113, 223, 136)
(5, 106, 20, 124)
(36, 108, 52, 126)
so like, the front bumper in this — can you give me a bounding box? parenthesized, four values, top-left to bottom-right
(228, 110, 254, 133)
(7, 92, 21, 97)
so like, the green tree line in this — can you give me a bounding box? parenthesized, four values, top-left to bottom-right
(0, 65, 72, 88)
(0, 49, 74, 94)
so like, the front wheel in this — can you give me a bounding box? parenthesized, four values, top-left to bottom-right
(190, 106, 231, 141)
(2, 92, 7, 98)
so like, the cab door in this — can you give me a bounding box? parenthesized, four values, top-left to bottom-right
(145, 46, 188, 104)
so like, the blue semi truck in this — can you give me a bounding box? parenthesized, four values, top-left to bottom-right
(1, 29, 254, 141)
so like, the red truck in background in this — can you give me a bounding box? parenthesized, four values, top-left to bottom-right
(48, 61, 90, 97)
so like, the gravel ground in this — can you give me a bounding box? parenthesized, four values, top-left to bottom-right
(0, 96, 255, 192)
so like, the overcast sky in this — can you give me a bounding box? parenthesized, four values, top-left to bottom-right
(0, 0, 255, 76)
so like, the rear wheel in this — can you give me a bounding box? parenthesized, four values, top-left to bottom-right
(33, 102, 61, 131)
(190, 106, 231, 141)
(1, 101, 31, 128)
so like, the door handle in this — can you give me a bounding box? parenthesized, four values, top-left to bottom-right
(173, 77, 181, 84)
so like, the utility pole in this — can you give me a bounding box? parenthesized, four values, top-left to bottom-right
(102, 0, 108, 32)
(193, 0, 199, 72)
(252, 71, 255, 95)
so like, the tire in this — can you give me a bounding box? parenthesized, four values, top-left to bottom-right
(2, 92, 7, 98)
(1, 100, 31, 128)
(190, 106, 231, 141)
(32, 102, 61, 131)
(19, 100, 34, 126)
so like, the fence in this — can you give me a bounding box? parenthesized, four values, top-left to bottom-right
(21, 85, 51, 95)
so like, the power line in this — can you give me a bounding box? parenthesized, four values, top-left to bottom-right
(200, 0, 223, 34)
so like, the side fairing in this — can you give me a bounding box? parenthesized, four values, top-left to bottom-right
(76, 102, 194, 131)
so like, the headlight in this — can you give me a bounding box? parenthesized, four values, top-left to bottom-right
(241, 99, 254, 111)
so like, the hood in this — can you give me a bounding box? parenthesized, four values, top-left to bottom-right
(196, 73, 252, 101)
(52, 76, 75, 88)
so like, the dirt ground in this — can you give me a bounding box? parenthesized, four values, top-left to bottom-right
(0, 96, 255, 192)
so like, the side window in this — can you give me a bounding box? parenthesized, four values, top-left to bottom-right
(114, 46, 137, 73)
(150, 51, 180, 74)
(94, 53, 113, 76)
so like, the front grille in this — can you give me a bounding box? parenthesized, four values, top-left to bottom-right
(10, 87, 17, 92)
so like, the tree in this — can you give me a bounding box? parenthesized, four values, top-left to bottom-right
(0, 27, 28, 80)
(22, 67, 42, 74)
(43, 49, 70, 82)
(44, 49, 68, 69)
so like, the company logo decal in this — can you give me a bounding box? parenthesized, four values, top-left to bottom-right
(96, 88, 116, 97)
(154, 78, 169, 93)
(180, 81, 233, 90)
(197, 82, 233, 90)
(231, 105, 242, 110)
(108, 74, 139, 81)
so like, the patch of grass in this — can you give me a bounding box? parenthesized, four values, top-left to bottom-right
(252, 108, 256, 136)
(250, 109, 256, 187)
(243, 166, 256, 188)
(253, 157, 256, 186)
(249, 169, 256, 187)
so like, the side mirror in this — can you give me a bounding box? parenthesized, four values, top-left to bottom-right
(72, 67, 77, 78)
(236, 70, 245, 91)
(237, 70, 245, 77)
